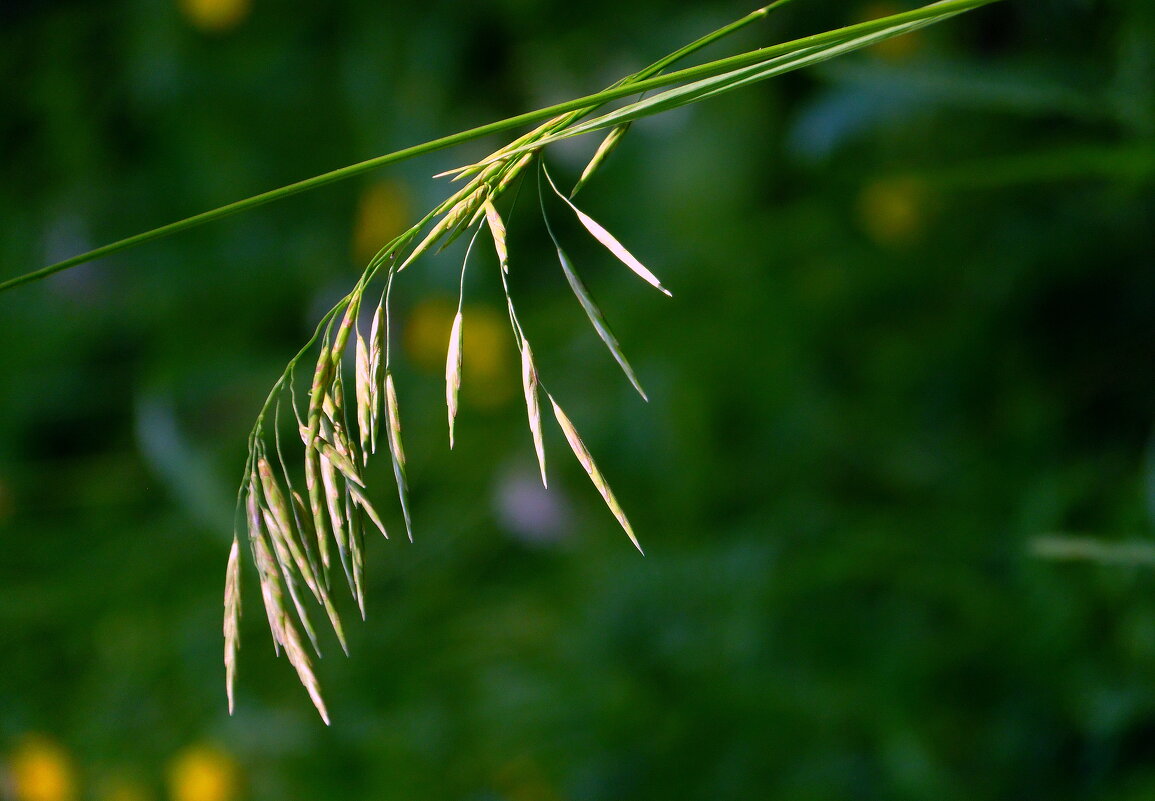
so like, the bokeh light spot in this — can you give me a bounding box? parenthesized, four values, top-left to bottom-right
(8, 735, 76, 801)
(178, 0, 251, 34)
(353, 181, 412, 266)
(166, 745, 238, 801)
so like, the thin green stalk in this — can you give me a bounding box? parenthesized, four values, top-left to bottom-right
(0, 0, 1002, 294)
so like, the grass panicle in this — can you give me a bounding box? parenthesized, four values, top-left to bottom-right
(206, 0, 1004, 721)
(0, 0, 1007, 720)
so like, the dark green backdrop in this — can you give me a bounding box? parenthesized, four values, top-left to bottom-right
(3, 1, 1154, 798)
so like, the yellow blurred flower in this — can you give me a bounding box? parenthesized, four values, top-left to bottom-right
(404, 297, 514, 408)
(166, 745, 238, 801)
(856, 176, 928, 248)
(352, 181, 411, 266)
(857, 3, 923, 61)
(8, 734, 76, 801)
(178, 0, 251, 33)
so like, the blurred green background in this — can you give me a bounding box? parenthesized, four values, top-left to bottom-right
(3, 0, 1155, 798)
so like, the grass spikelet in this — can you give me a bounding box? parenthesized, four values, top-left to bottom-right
(557, 241, 648, 400)
(223, 537, 241, 715)
(384, 372, 414, 541)
(488, 198, 548, 486)
(329, 299, 360, 370)
(303, 450, 330, 574)
(399, 184, 487, 271)
(548, 394, 643, 555)
(247, 502, 286, 653)
(310, 568, 349, 656)
(290, 490, 318, 572)
(317, 440, 365, 488)
(521, 342, 547, 487)
(543, 165, 671, 297)
(284, 480, 341, 647)
(355, 330, 372, 460)
(302, 334, 337, 573)
(257, 458, 321, 597)
(278, 609, 331, 725)
(446, 310, 463, 448)
(445, 223, 484, 449)
(321, 387, 350, 450)
(261, 505, 321, 653)
(539, 177, 648, 400)
(438, 184, 490, 253)
(385, 371, 406, 472)
(348, 482, 389, 540)
(304, 354, 335, 448)
(251, 480, 330, 723)
(281, 454, 323, 584)
(345, 491, 366, 619)
(570, 123, 630, 198)
(319, 453, 353, 597)
(368, 302, 384, 454)
(498, 152, 536, 192)
(484, 200, 508, 272)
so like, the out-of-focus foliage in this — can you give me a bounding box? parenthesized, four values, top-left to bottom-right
(2, 0, 1154, 798)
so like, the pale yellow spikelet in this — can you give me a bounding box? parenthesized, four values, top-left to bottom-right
(344, 491, 366, 619)
(548, 395, 643, 554)
(258, 459, 322, 602)
(319, 453, 351, 582)
(551, 239, 648, 400)
(290, 490, 319, 570)
(484, 200, 509, 273)
(278, 610, 330, 725)
(355, 331, 372, 461)
(348, 482, 389, 540)
(261, 506, 320, 652)
(249, 521, 287, 652)
(368, 302, 385, 453)
(303, 449, 330, 573)
(544, 165, 671, 296)
(317, 440, 365, 488)
(445, 310, 464, 448)
(223, 537, 241, 715)
(399, 184, 487, 272)
(384, 371, 414, 541)
(571, 123, 630, 198)
(521, 341, 547, 487)
(497, 151, 536, 192)
(385, 372, 406, 471)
